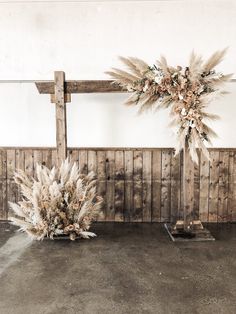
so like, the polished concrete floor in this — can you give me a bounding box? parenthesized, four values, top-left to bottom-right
(0, 222, 235, 314)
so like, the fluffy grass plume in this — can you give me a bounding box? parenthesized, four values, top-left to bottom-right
(106, 50, 232, 163)
(9, 159, 103, 241)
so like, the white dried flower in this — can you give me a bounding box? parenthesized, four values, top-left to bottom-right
(181, 108, 187, 116)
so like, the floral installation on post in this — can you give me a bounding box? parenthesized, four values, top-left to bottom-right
(106, 50, 232, 163)
(9, 159, 103, 241)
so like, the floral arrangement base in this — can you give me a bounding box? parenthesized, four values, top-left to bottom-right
(164, 223, 215, 242)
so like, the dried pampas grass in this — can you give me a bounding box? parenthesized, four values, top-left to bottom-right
(9, 159, 103, 241)
(106, 50, 232, 163)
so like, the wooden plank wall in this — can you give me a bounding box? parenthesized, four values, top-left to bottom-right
(0, 147, 236, 222)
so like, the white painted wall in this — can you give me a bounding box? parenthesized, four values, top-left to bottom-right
(0, 0, 235, 147)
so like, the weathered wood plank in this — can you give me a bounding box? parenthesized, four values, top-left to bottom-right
(0, 147, 236, 222)
(36, 80, 126, 94)
(55, 71, 67, 164)
(208, 151, 220, 222)
(218, 151, 229, 222)
(193, 151, 200, 220)
(25, 149, 34, 177)
(106, 151, 115, 221)
(142, 151, 152, 222)
(78, 150, 88, 174)
(88, 150, 97, 173)
(199, 152, 210, 222)
(68, 149, 79, 163)
(232, 152, 236, 222)
(43, 149, 53, 170)
(0, 150, 7, 219)
(133, 150, 143, 222)
(228, 151, 236, 222)
(114, 151, 124, 222)
(183, 144, 194, 226)
(6, 149, 16, 218)
(170, 152, 181, 222)
(152, 150, 162, 222)
(161, 150, 171, 222)
(97, 151, 106, 221)
(124, 150, 133, 222)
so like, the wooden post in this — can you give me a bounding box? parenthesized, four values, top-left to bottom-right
(183, 139, 194, 230)
(54, 71, 67, 165)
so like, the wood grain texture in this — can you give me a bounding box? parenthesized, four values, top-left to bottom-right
(54, 71, 67, 164)
(152, 150, 162, 222)
(208, 151, 220, 222)
(199, 152, 210, 222)
(133, 150, 143, 222)
(183, 143, 194, 226)
(218, 152, 229, 222)
(1, 147, 236, 223)
(114, 151, 125, 221)
(170, 152, 181, 222)
(36, 80, 126, 94)
(142, 151, 152, 222)
(161, 150, 171, 222)
(106, 151, 115, 221)
(124, 150, 133, 222)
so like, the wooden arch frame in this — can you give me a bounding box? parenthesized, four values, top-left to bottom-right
(35, 71, 214, 241)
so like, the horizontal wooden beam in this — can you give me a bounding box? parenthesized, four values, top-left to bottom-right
(35, 80, 127, 94)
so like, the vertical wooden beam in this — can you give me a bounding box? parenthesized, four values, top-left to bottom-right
(183, 141, 194, 229)
(54, 71, 67, 165)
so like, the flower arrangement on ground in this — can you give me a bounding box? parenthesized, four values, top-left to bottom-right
(9, 159, 103, 241)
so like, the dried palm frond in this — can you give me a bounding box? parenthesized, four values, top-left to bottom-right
(9, 159, 103, 241)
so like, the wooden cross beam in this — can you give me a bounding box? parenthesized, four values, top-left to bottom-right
(35, 71, 127, 164)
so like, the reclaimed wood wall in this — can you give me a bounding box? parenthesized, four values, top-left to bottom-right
(0, 147, 236, 222)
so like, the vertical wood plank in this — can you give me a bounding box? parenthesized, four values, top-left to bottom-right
(218, 151, 229, 222)
(232, 152, 236, 222)
(7, 149, 16, 218)
(106, 151, 115, 221)
(133, 150, 143, 222)
(170, 151, 181, 222)
(68, 149, 79, 164)
(51, 149, 58, 168)
(208, 151, 220, 222)
(88, 150, 97, 173)
(2, 150, 7, 219)
(142, 151, 152, 222)
(161, 150, 171, 222)
(228, 152, 236, 222)
(183, 144, 194, 226)
(97, 151, 106, 221)
(25, 149, 34, 177)
(55, 71, 67, 164)
(193, 152, 200, 220)
(124, 150, 133, 222)
(152, 150, 162, 222)
(114, 151, 125, 222)
(199, 152, 210, 222)
(78, 150, 88, 175)
(42, 149, 52, 169)
(15, 149, 25, 202)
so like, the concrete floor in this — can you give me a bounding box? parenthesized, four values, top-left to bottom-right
(0, 223, 235, 314)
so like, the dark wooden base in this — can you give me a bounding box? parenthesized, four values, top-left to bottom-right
(164, 223, 215, 242)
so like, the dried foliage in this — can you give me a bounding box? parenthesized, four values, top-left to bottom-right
(9, 159, 103, 241)
(106, 50, 232, 163)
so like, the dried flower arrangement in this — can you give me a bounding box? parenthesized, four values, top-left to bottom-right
(9, 159, 103, 241)
(106, 50, 232, 163)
